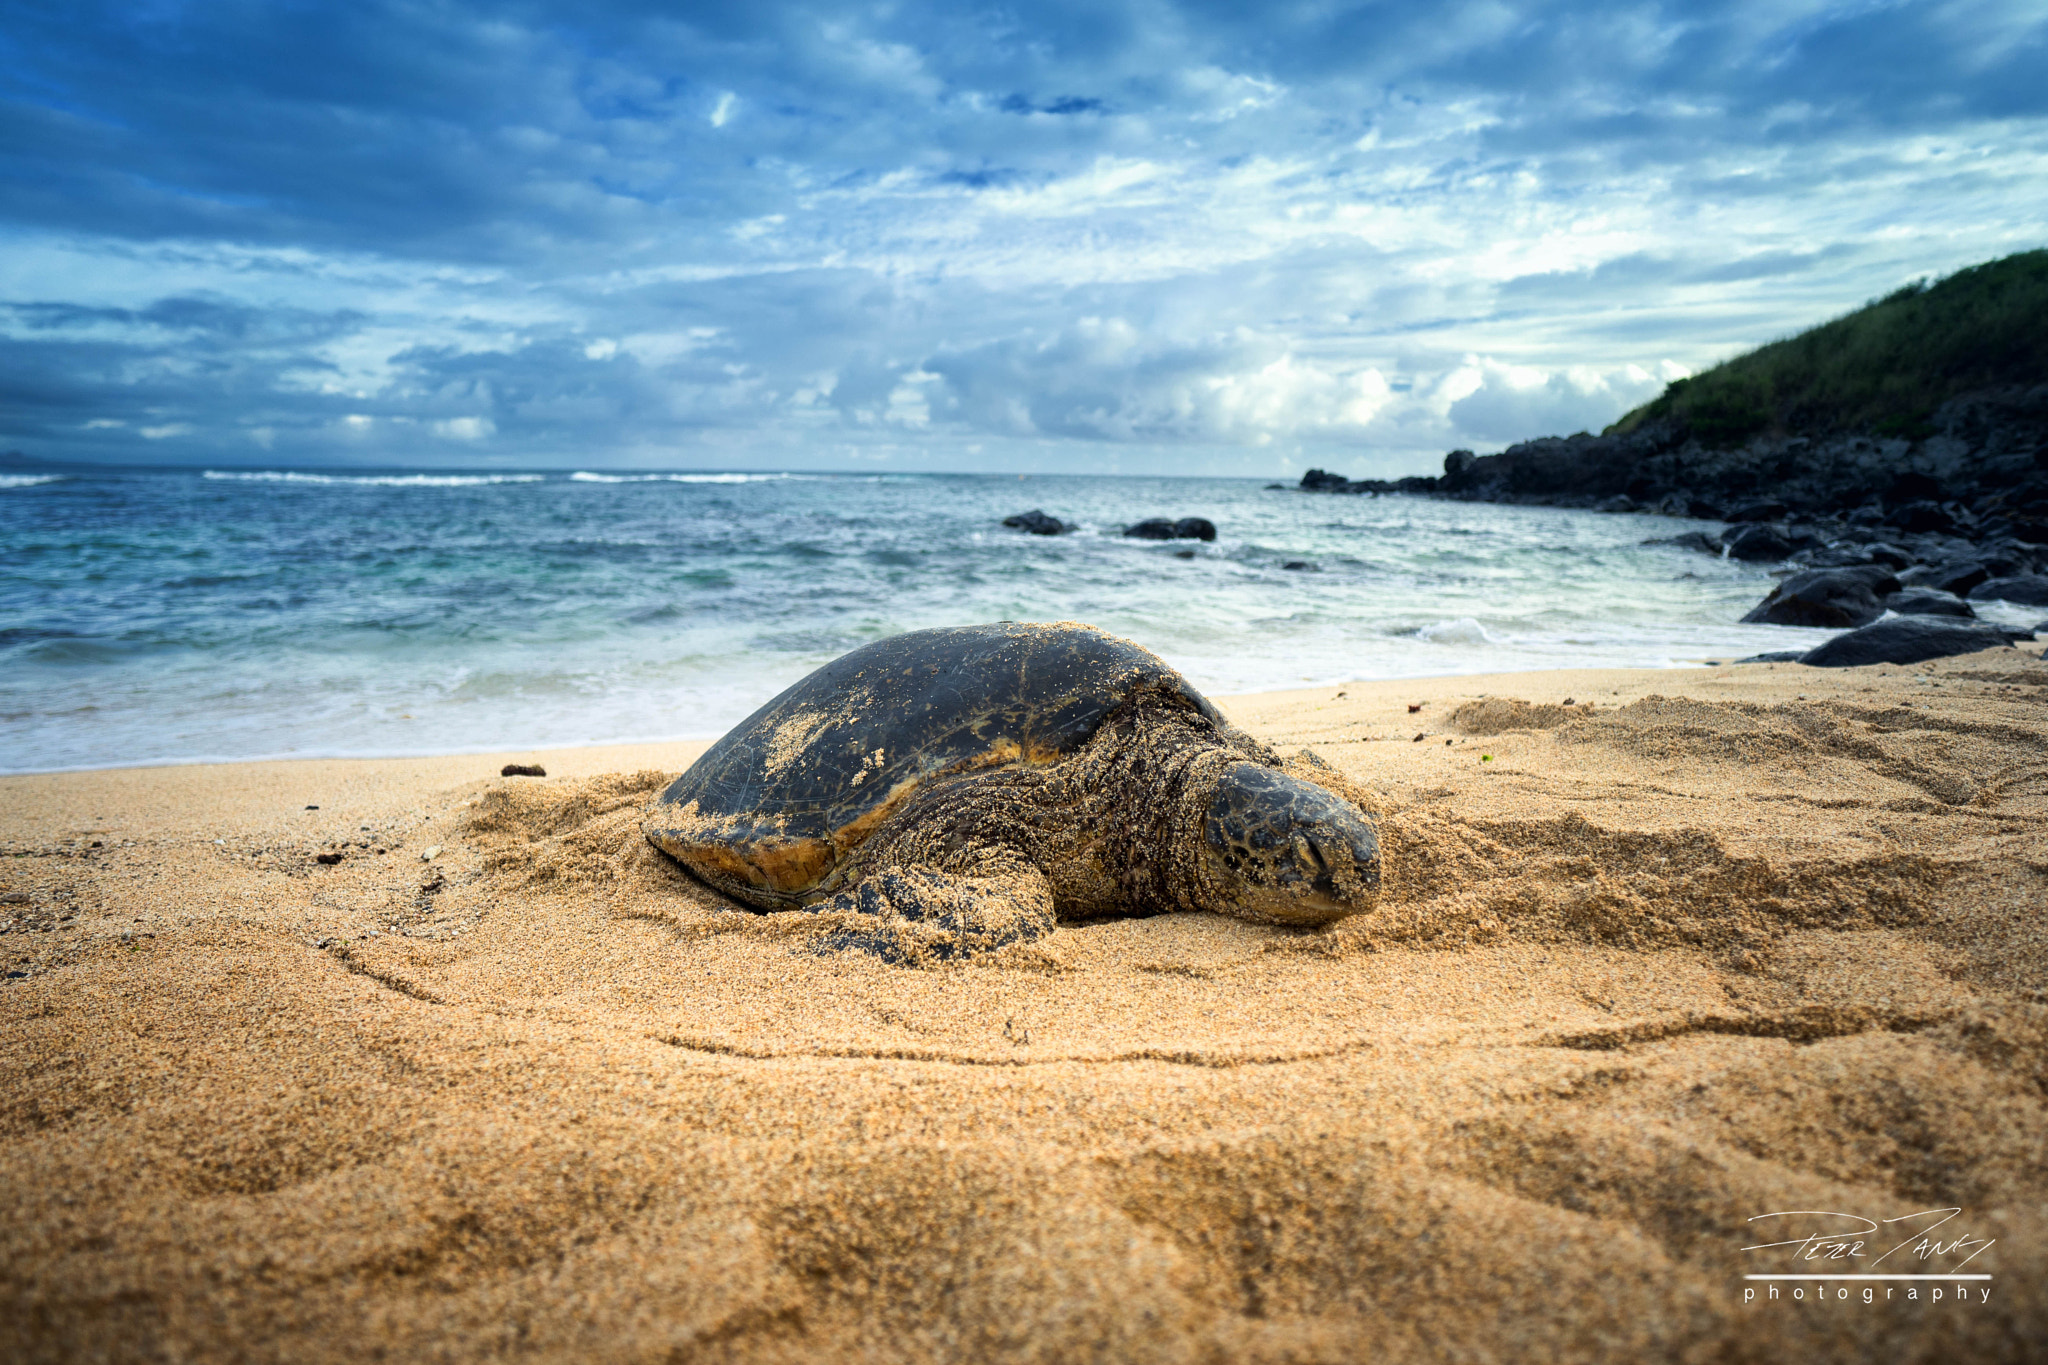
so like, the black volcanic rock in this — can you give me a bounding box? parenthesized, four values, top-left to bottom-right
(1644, 530, 1722, 554)
(1001, 509, 1067, 536)
(1726, 500, 1789, 523)
(1969, 574, 2048, 605)
(1885, 471, 1945, 506)
(1800, 617, 2018, 668)
(1917, 560, 1993, 596)
(1886, 500, 1960, 535)
(1740, 566, 1898, 628)
(1722, 524, 1797, 562)
(1882, 587, 1975, 618)
(1124, 517, 1217, 541)
(1298, 467, 1439, 497)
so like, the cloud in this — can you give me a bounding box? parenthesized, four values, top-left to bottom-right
(921, 320, 1392, 444)
(0, 1, 2043, 472)
(1446, 359, 1682, 445)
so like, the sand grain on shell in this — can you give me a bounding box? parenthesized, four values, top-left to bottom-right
(5, 653, 2048, 1362)
(761, 708, 833, 778)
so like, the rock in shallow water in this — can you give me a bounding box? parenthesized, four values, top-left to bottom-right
(1969, 574, 2048, 606)
(1740, 566, 1899, 629)
(1799, 617, 2020, 668)
(1882, 587, 1974, 618)
(1722, 523, 1798, 562)
(1642, 530, 1721, 555)
(1001, 509, 1067, 536)
(1123, 517, 1217, 542)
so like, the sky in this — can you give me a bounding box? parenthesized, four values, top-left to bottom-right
(3, 1, 2046, 478)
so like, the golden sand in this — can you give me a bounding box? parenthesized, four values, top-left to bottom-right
(5, 650, 2048, 1362)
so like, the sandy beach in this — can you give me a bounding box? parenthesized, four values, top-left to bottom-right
(6, 648, 2047, 1363)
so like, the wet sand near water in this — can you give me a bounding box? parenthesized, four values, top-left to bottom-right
(5, 651, 2048, 1362)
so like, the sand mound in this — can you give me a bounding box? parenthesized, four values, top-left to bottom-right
(7, 654, 2048, 1361)
(1448, 696, 1596, 733)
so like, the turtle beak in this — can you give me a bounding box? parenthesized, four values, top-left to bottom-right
(1291, 823, 1378, 912)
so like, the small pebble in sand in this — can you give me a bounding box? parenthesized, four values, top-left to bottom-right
(1412, 733, 1425, 743)
(502, 764, 547, 778)
(421, 845, 442, 862)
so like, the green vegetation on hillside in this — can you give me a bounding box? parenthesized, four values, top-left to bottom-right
(1608, 249, 2048, 446)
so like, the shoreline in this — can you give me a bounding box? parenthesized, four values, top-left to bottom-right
(6, 648, 2047, 1361)
(0, 652, 1974, 784)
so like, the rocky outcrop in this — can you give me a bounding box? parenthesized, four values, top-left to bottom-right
(1296, 468, 1439, 497)
(1124, 517, 1217, 542)
(1798, 617, 2023, 668)
(1292, 383, 2048, 625)
(1002, 509, 1068, 536)
(1299, 385, 2048, 530)
(1739, 567, 1898, 629)
(1882, 587, 1974, 618)
(1971, 574, 2048, 605)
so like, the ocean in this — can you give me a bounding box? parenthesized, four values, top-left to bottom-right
(3, 466, 1832, 773)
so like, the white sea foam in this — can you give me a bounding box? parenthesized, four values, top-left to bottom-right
(1415, 617, 1497, 645)
(567, 471, 809, 483)
(0, 474, 64, 489)
(203, 470, 545, 487)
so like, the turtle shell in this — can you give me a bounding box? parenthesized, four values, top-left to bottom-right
(644, 621, 1223, 908)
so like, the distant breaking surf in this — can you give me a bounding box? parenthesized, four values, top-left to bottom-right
(203, 470, 546, 487)
(567, 472, 812, 483)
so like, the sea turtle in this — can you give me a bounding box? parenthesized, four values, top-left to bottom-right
(643, 622, 1380, 957)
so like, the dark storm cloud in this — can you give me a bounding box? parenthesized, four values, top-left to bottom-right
(6, 296, 365, 344)
(2, 0, 2044, 472)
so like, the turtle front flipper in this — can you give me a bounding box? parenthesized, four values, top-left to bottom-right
(811, 862, 1055, 964)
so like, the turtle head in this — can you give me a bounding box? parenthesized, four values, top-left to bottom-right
(1200, 763, 1380, 925)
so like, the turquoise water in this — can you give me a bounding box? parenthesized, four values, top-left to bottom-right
(1, 467, 1817, 772)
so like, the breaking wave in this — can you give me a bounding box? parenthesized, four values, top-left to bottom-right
(203, 470, 546, 487)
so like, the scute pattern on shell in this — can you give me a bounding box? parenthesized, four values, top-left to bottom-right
(644, 622, 1226, 908)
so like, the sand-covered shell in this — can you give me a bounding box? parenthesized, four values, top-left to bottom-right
(644, 621, 1223, 908)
